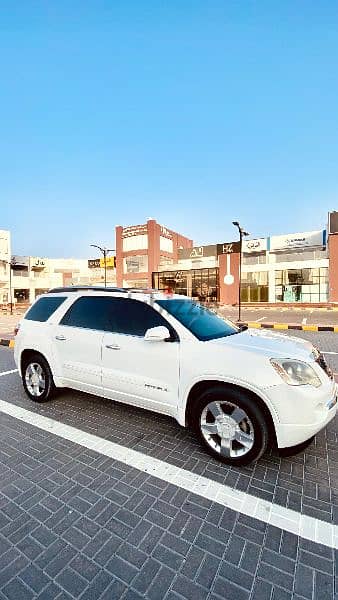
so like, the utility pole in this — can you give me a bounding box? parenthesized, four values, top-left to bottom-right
(232, 221, 249, 322)
(90, 245, 115, 288)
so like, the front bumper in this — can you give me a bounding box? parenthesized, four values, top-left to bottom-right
(265, 379, 337, 449)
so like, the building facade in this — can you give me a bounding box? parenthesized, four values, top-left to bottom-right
(115, 219, 192, 288)
(241, 230, 328, 304)
(0, 230, 11, 304)
(153, 226, 333, 306)
(3, 255, 116, 306)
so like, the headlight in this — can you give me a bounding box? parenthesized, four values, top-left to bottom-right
(270, 359, 321, 387)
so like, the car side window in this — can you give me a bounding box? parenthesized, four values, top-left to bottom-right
(25, 296, 67, 322)
(60, 296, 112, 331)
(106, 298, 176, 338)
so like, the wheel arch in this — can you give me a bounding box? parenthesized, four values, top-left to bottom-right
(184, 379, 277, 447)
(20, 349, 50, 372)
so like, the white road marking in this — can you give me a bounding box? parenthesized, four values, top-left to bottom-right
(256, 317, 266, 322)
(322, 351, 338, 355)
(0, 399, 336, 549)
(302, 318, 307, 325)
(0, 369, 18, 377)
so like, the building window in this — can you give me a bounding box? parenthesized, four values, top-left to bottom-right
(241, 272, 268, 303)
(160, 236, 173, 253)
(123, 255, 148, 274)
(273, 249, 328, 263)
(242, 253, 267, 265)
(122, 235, 148, 252)
(153, 268, 219, 302)
(14, 289, 29, 302)
(275, 268, 328, 302)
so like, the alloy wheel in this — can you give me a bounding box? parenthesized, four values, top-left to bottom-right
(25, 363, 46, 398)
(200, 400, 254, 458)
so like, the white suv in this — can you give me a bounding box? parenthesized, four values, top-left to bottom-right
(14, 287, 337, 466)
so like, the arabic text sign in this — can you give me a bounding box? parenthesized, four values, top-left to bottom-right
(243, 238, 267, 253)
(269, 230, 325, 251)
(122, 224, 148, 238)
(88, 257, 116, 269)
(178, 245, 217, 260)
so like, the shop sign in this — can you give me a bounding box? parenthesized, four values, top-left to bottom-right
(122, 224, 148, 238)
(178, 244, 217, 260)
(88, 257, 116, 269)
(88, 258, 100, 269)
(31, 257, 46, 269)
(269, 230, 325, 251)
(160, 225, 173, 239)
(243, 238, 267, 253)
(216, 241, 241, 255)
(11, 255, 29, 267)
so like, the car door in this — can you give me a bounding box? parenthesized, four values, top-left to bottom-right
(52, 296, 110, 394)
(101, 297, 180, 416)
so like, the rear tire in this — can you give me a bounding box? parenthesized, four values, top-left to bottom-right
(22, 353, 56, 403)
(192, 386, 269, 466)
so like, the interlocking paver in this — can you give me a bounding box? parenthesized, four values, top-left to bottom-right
(0, 345, 337, 600)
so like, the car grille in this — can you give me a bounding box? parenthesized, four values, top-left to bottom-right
(316, 353, 333, 379)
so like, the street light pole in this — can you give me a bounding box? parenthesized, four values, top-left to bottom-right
(90, 244, 115, 288)
(9, 260, 13, 315)
(232, 221, 249, 322)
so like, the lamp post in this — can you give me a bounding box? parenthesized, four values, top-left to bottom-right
(232, 221, 249, 322)
(90, 245, 115, 288)
(4, 259, 13, 315)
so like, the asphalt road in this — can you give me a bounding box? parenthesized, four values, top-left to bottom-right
(1, 309, 338, 342)
(0, 331, 337, 600)
(221, 307, 338, 326)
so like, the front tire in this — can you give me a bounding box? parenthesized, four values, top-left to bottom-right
(192, 386, 269, 466)
(22, 354, 56, 403)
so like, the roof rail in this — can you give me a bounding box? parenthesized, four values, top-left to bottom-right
(48, 286, 127, 293)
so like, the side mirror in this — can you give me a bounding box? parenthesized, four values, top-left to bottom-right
(144, 326, 171, 342)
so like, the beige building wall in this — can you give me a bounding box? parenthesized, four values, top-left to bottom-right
(0, 230, 11, 304)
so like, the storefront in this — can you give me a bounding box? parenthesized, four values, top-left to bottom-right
(153, 267, 219, 302)
(242, 230, 329, 303)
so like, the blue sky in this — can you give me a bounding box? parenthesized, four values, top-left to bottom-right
(1, 1, 338, 257)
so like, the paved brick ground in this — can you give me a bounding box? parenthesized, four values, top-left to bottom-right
(0, 331, 337, 599)
(0, 412, 336, 600)
(1, 357, 337, 528)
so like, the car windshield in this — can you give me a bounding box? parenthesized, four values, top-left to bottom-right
(156, 299, 240, 341)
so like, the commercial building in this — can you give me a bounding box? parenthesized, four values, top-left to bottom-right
(153, 217, 337, 306)
(0, 246, 116, 308)
(241, 230, 328, 304)
(0, 230, 11, 304)
(153, 240, 241, 304)
(9, 256, 116, 305)
(115, 219, 192, 288)
(2, 210, 338, 307)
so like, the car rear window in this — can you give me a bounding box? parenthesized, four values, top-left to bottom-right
(25, 296, 67, 322)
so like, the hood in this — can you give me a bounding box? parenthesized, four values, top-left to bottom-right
(209, 327, 316, 362)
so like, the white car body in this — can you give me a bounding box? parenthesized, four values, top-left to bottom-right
(14, 288, 337, 455)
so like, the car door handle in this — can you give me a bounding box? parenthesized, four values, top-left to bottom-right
(55, 335, 66, 341)
(105, 344, 120, 350)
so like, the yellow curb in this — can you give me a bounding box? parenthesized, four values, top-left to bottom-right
(8, 340, 15, 348)
(272, 324, 289, 330)
(334, 326, 338, 333)
(302, 325, 318, 331)
(247, 322, 261, 328)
